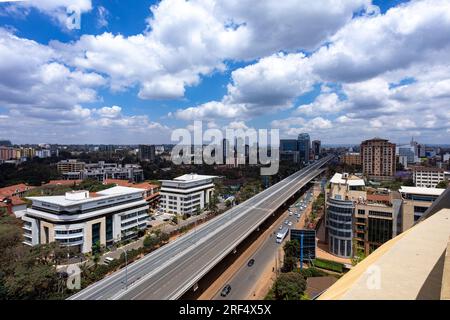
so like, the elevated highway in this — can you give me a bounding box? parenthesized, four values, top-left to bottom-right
(69, 155, 333, 300)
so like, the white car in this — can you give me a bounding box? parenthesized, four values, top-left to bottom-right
(288, 221, 293, 226)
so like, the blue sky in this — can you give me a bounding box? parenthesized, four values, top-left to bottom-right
(0, 0, 449, 145)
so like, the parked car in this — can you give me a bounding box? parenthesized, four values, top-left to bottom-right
(284, 219, 289, 225)
(104, 257, 114, 265)
(221, 284, 231, 297)
(288, 221, 293, 226)
(247, 259, 255, 267)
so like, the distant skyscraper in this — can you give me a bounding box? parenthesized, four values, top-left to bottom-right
(297, 133, 311, 164)
(312, 140, 321, 160)
(361, 138, 396, 181)
(138, 144, 156, 162)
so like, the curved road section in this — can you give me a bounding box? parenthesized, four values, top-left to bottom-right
(69, 155, 333, 300)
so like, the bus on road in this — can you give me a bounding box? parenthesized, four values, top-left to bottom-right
(276, 227, 289, 243)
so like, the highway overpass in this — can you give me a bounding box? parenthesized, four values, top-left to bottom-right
(69, 155, 333, 300)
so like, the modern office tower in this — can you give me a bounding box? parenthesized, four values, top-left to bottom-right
(361, 137, 396, 181)
(412, 166, 450, 188)
(138, 144, 156, 162)
(60, 161, 144, 182)
(399, 186, 445, 230)
(280, 139, 300, 164)
(21, 186, 150, 253)
(298, 133, 311, 164)
(341, 152, 362, 166)
(159, 174, 216, 216)
(398, 145, 417, 164)
(312, 140, 321, 160)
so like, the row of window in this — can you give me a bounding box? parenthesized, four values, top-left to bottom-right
(55, 228, 83, 235)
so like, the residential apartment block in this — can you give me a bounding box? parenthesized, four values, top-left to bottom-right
(159, 174, 216, 216)
(341, 152, 361, 166)
(21, 186, 150, 253)
(60, 161, 144, 182)
(57, 159, 86, 173)
(361, 138, 396, 181)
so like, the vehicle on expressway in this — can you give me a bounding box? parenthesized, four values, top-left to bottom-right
(279, 225, 283, 230)
(288, 221, 293, 226)
(284, 219, 289, 225)
(221, 284, 231, 297)
(276, 227, 289, 243)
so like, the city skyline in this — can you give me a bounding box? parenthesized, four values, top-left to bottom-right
(0, 0, 449, 144)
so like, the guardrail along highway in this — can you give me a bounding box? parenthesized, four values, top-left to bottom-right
(69, 155, 333, 300)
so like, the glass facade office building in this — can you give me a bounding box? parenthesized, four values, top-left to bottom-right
(327, 198, 354, 258)
(298, 133, 311, 164)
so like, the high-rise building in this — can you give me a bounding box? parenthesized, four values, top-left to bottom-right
(361, 138, 396, 181)
(280, 139, 300, 164)
(297, 133, 311, 164)
(312, 140, 321, 160)
(138, 144, 156, 162)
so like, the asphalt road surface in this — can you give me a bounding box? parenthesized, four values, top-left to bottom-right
(214, 190, 313, 300)
(69, 156, 332, 300)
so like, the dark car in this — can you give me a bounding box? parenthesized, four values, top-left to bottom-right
(221, 284, 231, 297)
(247, 258, 255, 267)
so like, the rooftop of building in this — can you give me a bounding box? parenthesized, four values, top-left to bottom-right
(330, 173, 365, 187)
(399, 186, 445, 196)
(172, 173, 217, 182)
(27, 186, 144, 207)
(318, 207, 450, 300)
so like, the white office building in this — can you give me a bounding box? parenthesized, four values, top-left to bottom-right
(21, 186, 149, 253)
(412, 166, 450, 188)
(159, 174, 216, 216)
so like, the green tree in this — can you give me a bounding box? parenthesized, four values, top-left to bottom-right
(143, 234, 158, 249)
(283, 240, 300, 259)
(273, 272, 307, 300)
(436, 180, 449, 189)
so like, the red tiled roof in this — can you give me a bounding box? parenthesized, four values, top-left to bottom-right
(0, 183, 35, 197)
(104, 179, 159, 190)
(145, 193, 160, 202)
(133, 182, 159, 190)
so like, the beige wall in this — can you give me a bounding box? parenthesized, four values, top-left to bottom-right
(40, 221, 55, 244)
(83, 217, 106, 253)
(402, 200, 432, 231)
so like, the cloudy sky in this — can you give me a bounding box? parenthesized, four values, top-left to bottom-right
(0, 0, 449, 145)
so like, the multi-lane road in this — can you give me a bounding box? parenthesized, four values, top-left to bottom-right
(69, 155, 332, 300)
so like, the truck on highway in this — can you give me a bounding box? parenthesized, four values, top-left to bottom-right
(276, 227, 289, 243)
